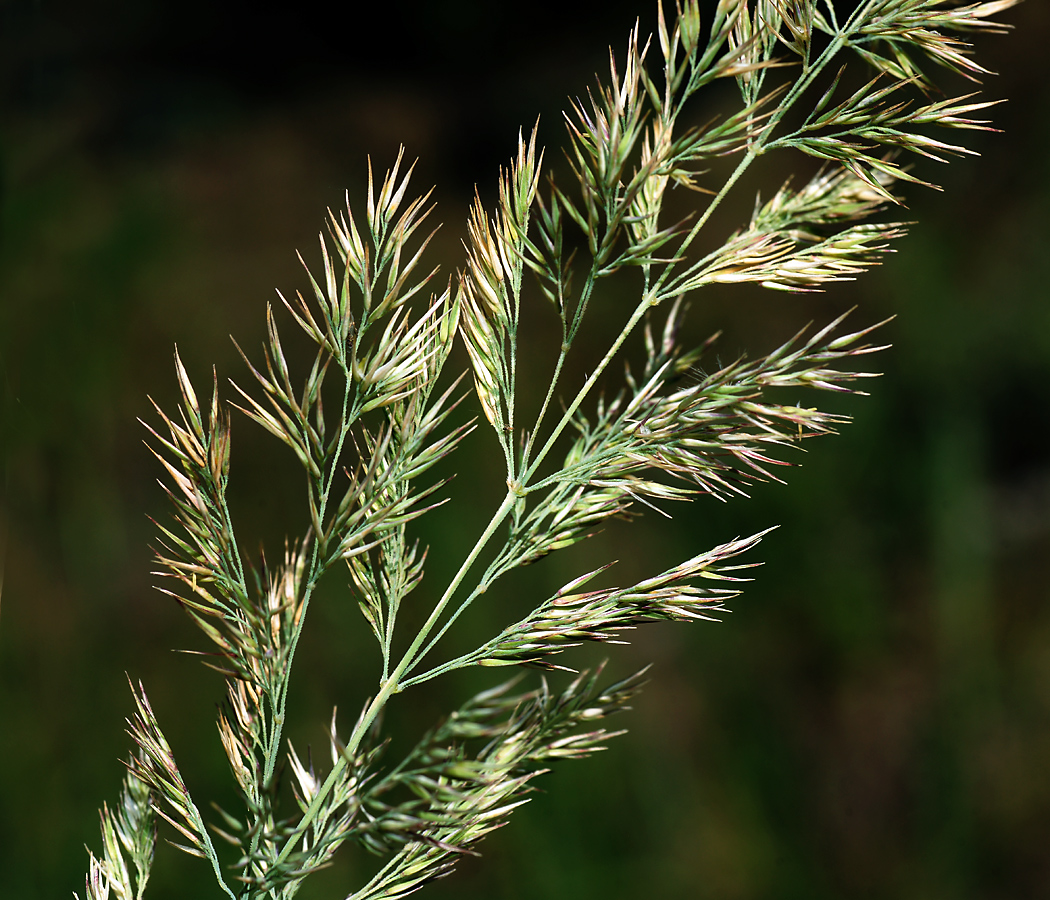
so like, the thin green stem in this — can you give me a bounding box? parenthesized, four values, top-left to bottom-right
(187, 800, 237, 900)
(274, 368, 355, 721)
(402, 582, 487, 680)
(650, 150, 757, 299)
(520, 346, 568, 473)
(398, 490, 519, 677)
(506, 283, 521, 485)
(380, 521, 411, 682)
(399, 645, 479, 688)
(824, 0, 841, 32)
(240, 365, 355, 888)
(270, 489, 520, 873)
(267, 678, 397, 885)
(567, 268, 599, 344)
(217, 494, 248, 594)
(521, 289, 655, 486)
(521, 242, 602, 471)
(349, 843, 417, 900)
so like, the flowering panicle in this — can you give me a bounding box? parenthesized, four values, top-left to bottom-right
(81, 2, 1017, 898)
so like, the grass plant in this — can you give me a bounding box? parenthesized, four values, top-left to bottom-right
(75, 2, 1018, 897)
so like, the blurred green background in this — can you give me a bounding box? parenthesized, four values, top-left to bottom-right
(2, 1, 1049, 898)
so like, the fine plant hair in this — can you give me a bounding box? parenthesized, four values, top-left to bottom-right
(76, 2, 1018, 898)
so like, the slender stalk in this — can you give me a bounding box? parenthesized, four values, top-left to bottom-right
(401, 582, 487, 681)
(270, 366, 355, 744)
(266, 678, 397, 880)
(520, 345, 568, 473)
(521, 290, 655, 485)
(400, 491, 520, 675)
(270, 489, 520, 871)
(520, 260, 598, 473)
(183, 796, 237, 899)
(651, 150, 758, 298)
(241, 366, 355, 885)
(217, 495, 248, 594)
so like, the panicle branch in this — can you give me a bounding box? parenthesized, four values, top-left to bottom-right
(346, 667, 645, 900)
(468, 534, 765, 671)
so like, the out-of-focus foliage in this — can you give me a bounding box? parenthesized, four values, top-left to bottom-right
(2, 1, 1048, 898)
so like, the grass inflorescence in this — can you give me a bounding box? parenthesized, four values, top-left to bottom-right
(75, 2, 1018, 898)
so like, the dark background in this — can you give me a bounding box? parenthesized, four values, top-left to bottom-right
(2, 1, 1049, 898)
